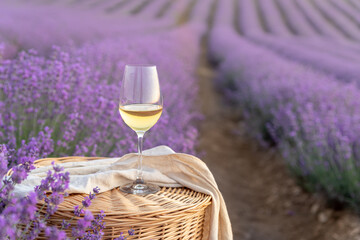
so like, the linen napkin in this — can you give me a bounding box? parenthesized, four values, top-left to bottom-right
(14, 146, 233, 240)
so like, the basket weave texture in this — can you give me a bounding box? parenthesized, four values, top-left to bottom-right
(34, 157, 212, 240)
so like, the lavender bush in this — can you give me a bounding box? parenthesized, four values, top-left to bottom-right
(0, 143, 112, 239)
(209, 27, 360, 209)
(0, 26, 201, 158)
(245, 35, 360, 84)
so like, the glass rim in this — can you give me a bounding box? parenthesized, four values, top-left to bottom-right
(125, 64, 157, 68)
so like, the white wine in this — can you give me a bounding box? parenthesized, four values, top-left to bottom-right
(119, 104, 163, 132)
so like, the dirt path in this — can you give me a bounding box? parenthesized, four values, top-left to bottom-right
(195, 39, 360, 240)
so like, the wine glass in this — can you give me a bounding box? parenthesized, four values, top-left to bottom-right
(118, 64, 163, 195)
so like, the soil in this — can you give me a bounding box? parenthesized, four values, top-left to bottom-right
(196, 40, 360, 240)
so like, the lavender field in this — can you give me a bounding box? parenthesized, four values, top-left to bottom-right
(1, 0, 360, 239)
(211, 0, 360, 208)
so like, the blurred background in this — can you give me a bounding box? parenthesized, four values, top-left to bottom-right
(1, 0, 360, 239)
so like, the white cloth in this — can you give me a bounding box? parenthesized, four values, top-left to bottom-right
(14, 146, 233, 240)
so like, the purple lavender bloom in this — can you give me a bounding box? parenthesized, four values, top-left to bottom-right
(128, 228, 135, 236)
(0, 215, 16, 239)
(61, 220, 70, 230)
(0, 145, 8, 179)
(0, 192, 38, 239)
(88, 192, 96, 201)
(82, 196, 91, 208)
(114, 232, 127, 240)
(44, 226, 67, 240)
(84, 210, 106, 239)
(10, 166, 27, 184)
(92, 186, 100, 194)
(74, 205, 85, 217)
(72, 210, 94, 238)
(52, 162, 64, 173)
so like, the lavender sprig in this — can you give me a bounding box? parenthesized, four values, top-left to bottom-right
(60, 187, 105, 239)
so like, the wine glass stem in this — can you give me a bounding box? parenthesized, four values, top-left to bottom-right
(136, 132, 145, 184)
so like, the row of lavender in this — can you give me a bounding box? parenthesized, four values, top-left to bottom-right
(238, 0, 360, 84)
(0, 0, 212, 59)
(209, 25, 360, 208)
(0, 2, 170, 58)
(1, 25, 202, 158)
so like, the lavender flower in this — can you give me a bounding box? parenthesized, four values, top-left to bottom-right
(0, 192, 38, 239)
(128, 228, 135, 236)
(82, 196, 92, 208)
(74, 205, 85, 217)
(65, 187, 107, 239)
(0, 140, 39, 209)
(44, 226, 67, 240)
(114, 232, 127, 240)
(81, 210, 106, 240)
(72, 210, 94, 238)
(0, 145, 8, 179)
(61, 220, 70, 230)
(10, 167, 27, 184)
(92, 186, 100, 194)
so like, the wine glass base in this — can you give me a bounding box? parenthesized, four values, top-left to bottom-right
(119, 182, 160, 195)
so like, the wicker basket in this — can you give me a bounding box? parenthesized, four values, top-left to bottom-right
(33, 157, 212, 239)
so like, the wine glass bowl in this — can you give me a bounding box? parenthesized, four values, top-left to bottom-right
(118, 64, 163, 195)
(119, 104, 163, 133)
